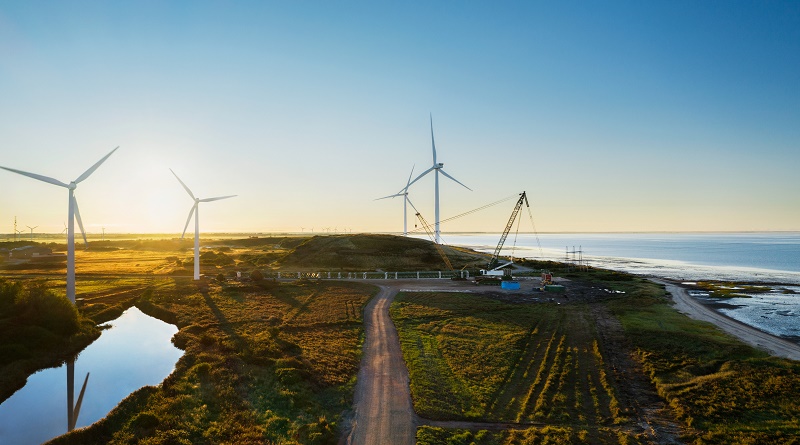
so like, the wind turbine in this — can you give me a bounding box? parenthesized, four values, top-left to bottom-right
(376, 165, 416, 236)
(0, 147, 119, 304)
(406, 115, 471, 244)
(26, 225, 38, 242)
(170, 169, 236, 280)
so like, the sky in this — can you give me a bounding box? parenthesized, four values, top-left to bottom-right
(1, 1, 798, 236)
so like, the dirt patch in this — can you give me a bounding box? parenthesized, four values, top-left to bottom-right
(592, 304, 684, 444)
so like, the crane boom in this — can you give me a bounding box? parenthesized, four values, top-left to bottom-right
(487, 191, 528, 269)
(415, 212, 455, 271)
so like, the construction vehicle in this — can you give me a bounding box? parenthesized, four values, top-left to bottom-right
(479, 191, 529, 278)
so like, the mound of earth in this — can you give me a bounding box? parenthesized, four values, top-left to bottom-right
(276, 234, 486, 271)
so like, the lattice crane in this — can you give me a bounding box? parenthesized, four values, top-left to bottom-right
(486, 191, 529, 271)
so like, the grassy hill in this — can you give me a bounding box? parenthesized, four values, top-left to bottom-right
(275, 234, 488, 271)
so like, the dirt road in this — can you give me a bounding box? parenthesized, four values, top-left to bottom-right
(656, 279, 800, 361)
(346, 285, 417, 445)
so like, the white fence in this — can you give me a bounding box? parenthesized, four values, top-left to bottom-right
(261, 270, 471, 280)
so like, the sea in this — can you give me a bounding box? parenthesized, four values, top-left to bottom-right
(434, 232, 800, 340)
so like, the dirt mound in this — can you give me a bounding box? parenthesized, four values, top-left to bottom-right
(277, 234, 486, 271)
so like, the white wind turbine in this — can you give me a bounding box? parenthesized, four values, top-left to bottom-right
(376, 165, 416, 236)
(26, 225, 38, 242)
(0, 147, 118, 304)
(170, 169, 236, 280)
(406, 115, 471, 243)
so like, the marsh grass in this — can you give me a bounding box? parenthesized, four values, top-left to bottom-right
(584, 273, 800, 444)
(391, 292, 625, 431)
(45, 279, 375, 444)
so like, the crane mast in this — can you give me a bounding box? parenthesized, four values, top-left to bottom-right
(487, 191, 528, 269)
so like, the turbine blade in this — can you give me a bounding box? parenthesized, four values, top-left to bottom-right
(199, 195, 236, 202)
(74, 146, 119, 184)
(71, 372, 90, 430)
(406, 196, 420, 214)
(439, 169, 472, 191)
(169, 169, 195, 200)
(430, 113, 437, 165)
(375, 193, 403, 201)
(0, 166, 69, 188)
(406, 166, 435, 189)
(181, 204, 196, 239)
(72, 196, 88, 246)
(404, 164, 416, 190)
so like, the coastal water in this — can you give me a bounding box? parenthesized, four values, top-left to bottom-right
(438, 232, 800, 284)
(0, 307, 183, 445)
(435, 232, 800, 341)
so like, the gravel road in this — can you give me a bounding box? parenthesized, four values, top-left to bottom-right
(346, 285, 417, 445)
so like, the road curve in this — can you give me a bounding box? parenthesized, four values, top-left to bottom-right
(655, 279, 800, 361)
(346, 285, 417, 445)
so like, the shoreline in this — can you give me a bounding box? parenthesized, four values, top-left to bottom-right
(654, 278, 800, 361)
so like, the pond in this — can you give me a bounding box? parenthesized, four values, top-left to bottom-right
(0, 307, 183, 445)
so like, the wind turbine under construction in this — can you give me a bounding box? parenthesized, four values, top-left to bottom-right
(170, 168, 236, 280)
(406, 115, 471, 244)
(0, 147, 119, 304)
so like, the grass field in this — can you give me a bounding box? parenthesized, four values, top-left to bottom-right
(394, 267, 800, 444)
(599, 274, 800, 444)
(1, 234, 488, 279)
(391, 291, 640, 444)
(29, 278, 377, 445)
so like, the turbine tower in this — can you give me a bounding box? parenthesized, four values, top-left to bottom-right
(376, 165, 416, 236)
(407, 115, 471, 243)
(170, 169, 236, 280)
(1, 147, 119, 304)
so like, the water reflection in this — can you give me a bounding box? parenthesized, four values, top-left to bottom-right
(67, 357, 90, 432)
(0, 307, 182, 445)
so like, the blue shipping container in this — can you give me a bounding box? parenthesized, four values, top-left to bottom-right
(501, 281, 520, 290)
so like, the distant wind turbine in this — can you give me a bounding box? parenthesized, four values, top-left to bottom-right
(26, 225, 38, 242)
(170, 169, 236, 280)
(0, 147, 119, 303)
(376, 165, 416, 236)
(406, 115, 471, 243)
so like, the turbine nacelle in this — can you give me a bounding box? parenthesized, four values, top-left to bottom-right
(69, 182, 77, 190)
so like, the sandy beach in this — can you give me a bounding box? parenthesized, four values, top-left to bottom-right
(655, 279, 800, 361)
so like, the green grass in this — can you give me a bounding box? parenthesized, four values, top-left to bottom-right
(276, 234, 487, 271)
(416, 425, 644, 445)
(391, 291, 628, 436)
(394, 268, 800, 444)
(0, 279, 100, 402)
(43, 279, 376, 445)
(600, 277, 800, 444)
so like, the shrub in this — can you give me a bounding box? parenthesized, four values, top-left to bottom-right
(250, 270, 264, 282)
(14, 283, 80, 335)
